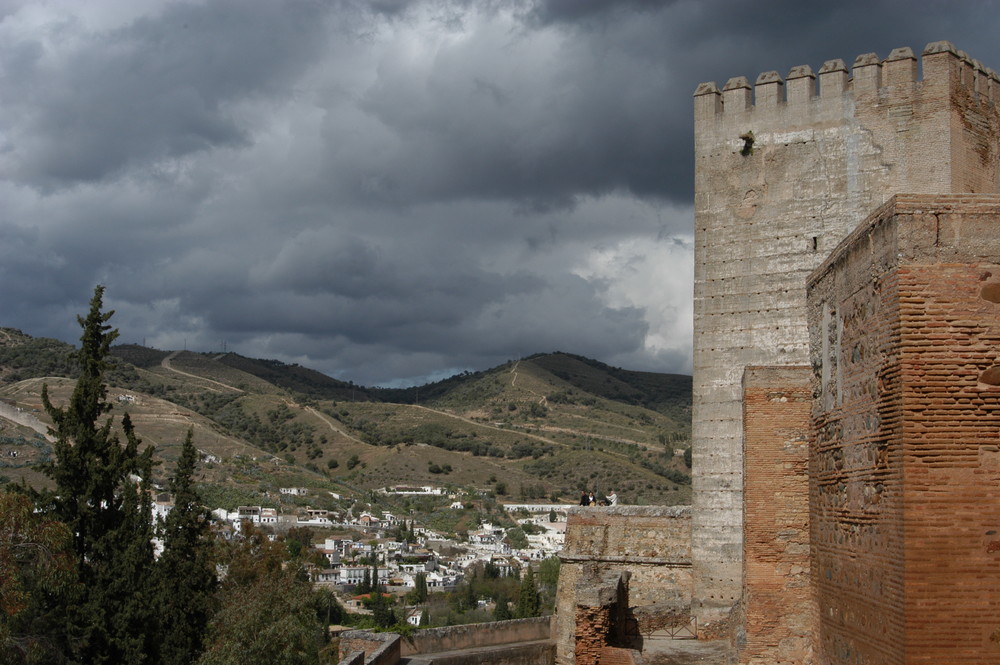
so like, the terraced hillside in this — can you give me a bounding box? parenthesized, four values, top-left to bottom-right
(0, 329, 692, 516)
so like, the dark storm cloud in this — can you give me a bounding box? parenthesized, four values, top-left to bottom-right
(526, 0, 677, 25)
(0, 0, 331, 188)
(334, 1, 679, 207)
(2, 0, 1000, 386)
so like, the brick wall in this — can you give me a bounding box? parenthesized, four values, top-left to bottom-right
(574, 606, 613, 665)
(741, 366, 816, 665)
(807, 195, 1000, 664)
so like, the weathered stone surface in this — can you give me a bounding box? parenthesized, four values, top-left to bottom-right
(692, 42, 1000, 629)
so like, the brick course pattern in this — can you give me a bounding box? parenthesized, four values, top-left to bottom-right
(574, 606, 613, 665)
(741, 366, 816, 665)
(691, 41, 1000, 622)
(806, 195, 1000, 665)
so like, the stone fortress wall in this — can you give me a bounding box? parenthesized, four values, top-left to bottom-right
(691, 41, 1000, 627)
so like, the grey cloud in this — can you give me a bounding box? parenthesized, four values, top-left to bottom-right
(214, 270, 649, 386)
(525, 0, 677, 25)
(0, 1, 331, 188)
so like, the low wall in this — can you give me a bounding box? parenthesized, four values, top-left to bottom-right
(401, 617, 553, 656)
(339, 652, 365, 665)
(338, 630, 401, 665)
(411, 641, 556, 665)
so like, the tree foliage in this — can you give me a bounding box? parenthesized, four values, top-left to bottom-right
(34, 286, 158, 665)
(196, 575, 325, 665)
(0, 492, 77, 664)
(155, 430, 217, 665)
(515, 567, 540, 619)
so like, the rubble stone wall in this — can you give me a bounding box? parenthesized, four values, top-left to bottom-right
(339, 631, 401, 665)
(399, 617, 553, 656)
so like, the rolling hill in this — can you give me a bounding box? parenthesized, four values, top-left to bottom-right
(0, 327, 692, 522)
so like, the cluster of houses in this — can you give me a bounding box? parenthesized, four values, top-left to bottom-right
(156, 484, 569, 617)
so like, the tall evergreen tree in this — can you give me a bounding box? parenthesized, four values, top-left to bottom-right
(515, 567, 540, 619)
(492, 593, 512, 622)
(156, 429, 217, 665)
(35, 286, 158, 664)
(359, 569, 371, 594)
(413, 572, 428, 603)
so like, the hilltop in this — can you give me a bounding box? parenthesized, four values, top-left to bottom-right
(0, 328, 691, 525)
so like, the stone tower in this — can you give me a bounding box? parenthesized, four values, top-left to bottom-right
(691, 41, 1000, 625)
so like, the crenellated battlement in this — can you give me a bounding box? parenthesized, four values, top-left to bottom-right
(694, 41, 1000, 118)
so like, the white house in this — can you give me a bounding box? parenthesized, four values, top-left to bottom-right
(313, 568, 340, 584)
(152, 500, 173, 523)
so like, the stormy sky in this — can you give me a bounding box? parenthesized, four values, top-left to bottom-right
(2, 0, 998, 386)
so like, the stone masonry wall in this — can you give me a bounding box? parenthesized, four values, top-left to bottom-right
(554, 506, 691, 665)
(741, 366, 816, 665)
(339, 631, 401, 665)
(399, 617, 552, 656)
(691, 41, 1000, 624)
(807, 195, 1000, 664)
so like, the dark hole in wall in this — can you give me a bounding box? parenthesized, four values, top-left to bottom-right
(980, 365, 1000, 386)
(980, 282, 1000, 303)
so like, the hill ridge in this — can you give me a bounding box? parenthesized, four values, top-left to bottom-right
(1, 331, 692, 512)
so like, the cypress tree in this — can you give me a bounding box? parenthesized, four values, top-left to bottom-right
(35, 286, 158, 664)
(492, 594, 512, 621)
(156, 429, 217, 665)
(414, 571, 428, 603)
(515, 567, 540, 619)
(359, 568, 371, 594)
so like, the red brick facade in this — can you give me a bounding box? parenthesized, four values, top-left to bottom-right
(741, 366, 816, 665)
(807, 195, 1000, 665)
(574, 606, 613, 665)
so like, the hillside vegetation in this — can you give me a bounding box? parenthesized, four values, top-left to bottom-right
(0, 328, 692, 514)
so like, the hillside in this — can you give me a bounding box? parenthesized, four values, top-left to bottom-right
(0, 329, 692, 524)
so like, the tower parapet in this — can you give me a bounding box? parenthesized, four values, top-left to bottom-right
(690, 41, 1000, 631)
(694, 41, 1000, 115)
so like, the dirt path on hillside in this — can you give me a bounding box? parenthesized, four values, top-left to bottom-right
(527, 423, 649, 448)
(160, 351, 243, 393)
(302, 405, 367, 445)
(405, 403, 562, 447)
(0, 400, 55, 441)
(508, 360, 547, 405)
